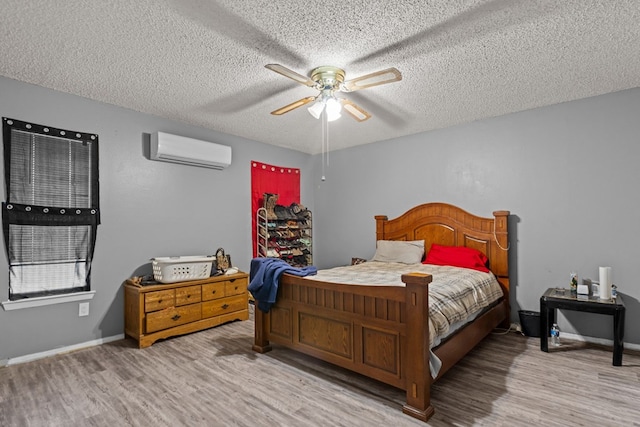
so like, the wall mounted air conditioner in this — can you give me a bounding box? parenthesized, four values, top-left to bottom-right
(150, 131, 232, 170)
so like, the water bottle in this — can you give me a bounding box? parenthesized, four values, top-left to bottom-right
(550, 323, 560, 346)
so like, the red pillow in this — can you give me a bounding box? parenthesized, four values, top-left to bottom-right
(423, 244, 490, 272)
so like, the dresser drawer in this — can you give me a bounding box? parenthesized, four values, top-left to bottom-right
(225, 278, 248, 296)
(145, 289, 175, 312)
(176, 285, 201, 306)
(202, 282, 226, 301)
(146, 304, 202, 333)
(202, 295, 247, 318)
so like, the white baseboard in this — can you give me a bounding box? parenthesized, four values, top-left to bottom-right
(1, 334, 125, 367)
(561, 332, 640, 352)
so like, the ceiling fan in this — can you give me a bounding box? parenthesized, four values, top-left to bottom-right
(265, 64, 402, 122)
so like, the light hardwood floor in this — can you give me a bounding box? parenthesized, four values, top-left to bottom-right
(1, 306, 639, 427)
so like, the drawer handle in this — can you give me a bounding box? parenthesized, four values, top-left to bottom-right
(158, 299, 163, 304)
(221, 304, 229, 309)
(212, 290, 217, 294)
(172, 314, 181, 321)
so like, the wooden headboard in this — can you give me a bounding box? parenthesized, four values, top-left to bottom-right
(375, 202, 510, 294)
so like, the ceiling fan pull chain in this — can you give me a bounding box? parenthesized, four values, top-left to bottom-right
(325, 110, 330, 167)
(321, 109, 326, 181)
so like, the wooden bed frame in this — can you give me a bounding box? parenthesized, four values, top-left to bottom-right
(252, 202, 510, 422)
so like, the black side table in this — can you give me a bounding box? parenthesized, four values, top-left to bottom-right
(540, 287, 625, 366)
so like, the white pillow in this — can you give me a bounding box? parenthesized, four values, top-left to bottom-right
(371, 240, 425, 264)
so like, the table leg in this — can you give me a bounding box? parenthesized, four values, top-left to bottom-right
(613, 307, 625, 366)
(540, 299, 550, 352)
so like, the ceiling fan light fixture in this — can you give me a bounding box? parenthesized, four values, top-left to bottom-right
(325, 97, 341, 113)
(307, 100, 325, 119)
(325, 97, 342, 121)
(308, 94, 342, 121)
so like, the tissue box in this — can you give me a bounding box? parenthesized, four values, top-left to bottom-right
(578, 278, 592, 295)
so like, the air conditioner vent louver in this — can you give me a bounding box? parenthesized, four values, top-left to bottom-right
(150, 132, 232, 170)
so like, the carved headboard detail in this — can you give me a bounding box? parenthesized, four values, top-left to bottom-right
(375, 202, 510, 292)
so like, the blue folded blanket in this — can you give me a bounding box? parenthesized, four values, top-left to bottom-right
(248, 257, 317, 312)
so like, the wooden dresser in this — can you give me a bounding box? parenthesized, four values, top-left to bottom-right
(124, 272, 249, 348)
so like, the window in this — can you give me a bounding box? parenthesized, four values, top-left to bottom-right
(2, 117, 100, 300)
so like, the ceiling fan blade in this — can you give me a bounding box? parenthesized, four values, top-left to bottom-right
(341, 67, 402, 92)
(270, 96, 316, 115)
(265, 64, 316, 87)
(340, 99, 372, 122)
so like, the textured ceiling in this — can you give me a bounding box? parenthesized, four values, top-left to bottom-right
(1, 1, 639, 154)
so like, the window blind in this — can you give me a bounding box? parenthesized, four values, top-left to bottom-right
(2, 117, 100, 299)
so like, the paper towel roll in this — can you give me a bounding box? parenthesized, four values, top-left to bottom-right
(599, 267, 612, 300)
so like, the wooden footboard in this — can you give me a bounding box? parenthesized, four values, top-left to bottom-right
(253, 272, 436, 421)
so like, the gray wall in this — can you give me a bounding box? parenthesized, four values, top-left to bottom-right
(2, 75, 638, 362)
(312, 88, 640, 345)
(0, 76, 313, 361)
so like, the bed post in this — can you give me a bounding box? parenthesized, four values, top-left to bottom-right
(401, 272, 435, 422)
(252, 305, 272, 353)
(492, 210, 509, 263)
(492, 210, 510, 329)
(375, 215, 388, 241)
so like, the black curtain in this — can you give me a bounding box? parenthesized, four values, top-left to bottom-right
(2, 117, 100, 299)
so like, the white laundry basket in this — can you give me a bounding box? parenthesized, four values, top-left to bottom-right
(151, 256, 214, 283)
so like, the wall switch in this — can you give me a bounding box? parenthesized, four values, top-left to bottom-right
(79, 302, 89, 317)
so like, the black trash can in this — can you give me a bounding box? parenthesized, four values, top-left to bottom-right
(518, 310, 541, 337)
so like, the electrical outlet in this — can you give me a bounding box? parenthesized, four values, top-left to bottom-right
(79, 302, 89, 317)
